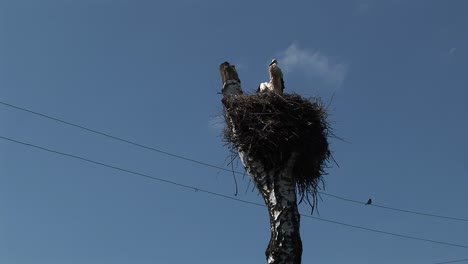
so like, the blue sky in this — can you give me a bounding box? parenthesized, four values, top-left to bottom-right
(1, 0, 467, 263)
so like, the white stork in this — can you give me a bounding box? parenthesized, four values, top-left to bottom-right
(257, 59, 285, 94)
(269, 59, 285, 93)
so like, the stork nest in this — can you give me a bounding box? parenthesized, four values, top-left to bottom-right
(222, 92, 333, 208)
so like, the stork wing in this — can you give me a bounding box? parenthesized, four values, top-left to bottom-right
(258, 82, 271, 93)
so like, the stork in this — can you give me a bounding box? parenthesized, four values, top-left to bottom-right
(257, 59, 285, 94)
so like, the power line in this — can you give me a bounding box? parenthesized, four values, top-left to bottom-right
(321, 192, 468, 222)
(1, 135, 468, 250)
(1, 100, 468, 223)
(303, 214, 468, 249)
(0, 135, 263, 208)
(433, 259, 468, 264)
(0, 101, 226, 172)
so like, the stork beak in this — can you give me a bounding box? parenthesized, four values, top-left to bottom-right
(269, 59, 277, 66)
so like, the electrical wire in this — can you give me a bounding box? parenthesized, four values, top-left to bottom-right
(0, 135, 263, 208)
(320, 192, 468, 222)
(0, 101, 226, 171)
(303, 214, 468, 249)
(1, 135, 468, 250)
(433, 258, 468, 264)
(1, 100, 467, 223)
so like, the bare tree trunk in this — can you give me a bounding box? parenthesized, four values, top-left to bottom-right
(239, 152, 302, 264)
(219, 62, 302, 264)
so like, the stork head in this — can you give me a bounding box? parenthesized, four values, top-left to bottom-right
(269, 59, 277, 66)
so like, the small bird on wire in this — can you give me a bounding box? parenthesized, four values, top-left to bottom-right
(366, 198, 372, 205)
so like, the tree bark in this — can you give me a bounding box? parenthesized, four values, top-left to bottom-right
(239, 152, 302, 264)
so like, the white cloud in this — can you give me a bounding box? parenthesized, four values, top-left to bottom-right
(278, 43, 348, 88)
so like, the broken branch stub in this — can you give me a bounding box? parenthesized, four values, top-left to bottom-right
(219, 61, 243, 96)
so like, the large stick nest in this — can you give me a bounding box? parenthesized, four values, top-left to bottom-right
(222, 92, 332, 206)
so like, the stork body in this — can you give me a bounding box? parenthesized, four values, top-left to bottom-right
(269, 59, 285, 93)
(257, 59, 285, 94)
